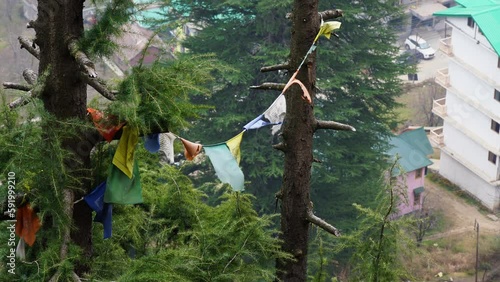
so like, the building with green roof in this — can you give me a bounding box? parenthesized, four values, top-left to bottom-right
(431, 0, 500, 211)
(434, 0, 500, 56)
(387, 127, 433, 216)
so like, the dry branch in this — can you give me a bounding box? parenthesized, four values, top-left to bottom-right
(3, 82, 31, 91)
(272, 142, 286, 152)
(250, 82, 286, 91)
(18, 36, 40, 59)
(260, 63, 290, 73)
(318, 9, 344, 20)
(81, 75, 117, 101)
(23, 69, 38, 85)
(286, 9, 343, 20)
(9, 93, 34, 109)
(314, 119, 356, 132)
(9, 70, 40, 109)
(306, 202, 340, 236)
(16, 37, 116, 105)
(67, 38, 97, 78)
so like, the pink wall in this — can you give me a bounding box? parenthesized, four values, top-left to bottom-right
(396, 168, 425, 216)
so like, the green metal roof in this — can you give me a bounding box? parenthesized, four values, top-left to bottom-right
(388, 127, 433, 176)
(434, 0, 500, 56)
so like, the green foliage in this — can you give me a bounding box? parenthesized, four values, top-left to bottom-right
(109, 53, 228, 133)
(79, 0, 135, 58)
(331, 170, 417, 282)
(169, 0, 411, 225)
(0, 100, 97, 280)
(83, 149, 289, 281)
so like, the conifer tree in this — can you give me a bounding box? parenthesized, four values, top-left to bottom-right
(168, 0, 408, 280)
(0, 0, 260, 280)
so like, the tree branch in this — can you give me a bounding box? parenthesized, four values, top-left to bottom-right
(260, 63, 290, 73)
(306, 202, 340, 236)
(318, 9, 344, 20)
(272, 142, 286, 152)
(314, 119, 356, 132)
(67, 38, 97, 78)
(23, 69, 38, 85)
(250, 83, 285, 91)
(18, 36, 40, 59)
(81, 75, 117, 101)
(3, 82, 31, 91)
(8, 69, 41, 109)
(286, 9, 343, 20)
(8, 91, 36, 109)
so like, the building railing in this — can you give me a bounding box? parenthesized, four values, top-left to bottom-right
(429, 126, 444, 147)
(432, 98, 447, 118)
(435, 68, 450, 88)
(439, 37, 453, 56)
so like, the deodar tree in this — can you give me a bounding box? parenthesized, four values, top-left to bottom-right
(258, 1, 350, 280)
(1, 0, 222, 280)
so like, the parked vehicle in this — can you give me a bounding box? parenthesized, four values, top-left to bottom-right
(404, 35, 435, 59)
(396, 49, 420, 66)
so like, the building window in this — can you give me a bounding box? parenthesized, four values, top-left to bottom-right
(413, 187, 424, 205)
(495, 89, 500, 102)
(488, 152, 497, 164)
(415, 168, 422, 179)
(498, 57, 500, 68)
(467, 17, 475, 28)
(492, 120, 500, 133)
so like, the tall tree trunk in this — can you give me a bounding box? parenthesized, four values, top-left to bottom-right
(34, 0, 93, 275)
(277, 0, 318, 280)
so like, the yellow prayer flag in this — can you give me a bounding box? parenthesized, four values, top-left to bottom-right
(112, 125, 139, 178)
(226, 131, 244, 165)
(314, 21, 342, 42)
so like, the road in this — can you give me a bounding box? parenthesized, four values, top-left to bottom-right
(424, 177, 500, 239)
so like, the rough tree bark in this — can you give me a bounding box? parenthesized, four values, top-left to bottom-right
(275, 1, 318, 280)
(33, 0, 94, 276)
(274, 1, 346, 280)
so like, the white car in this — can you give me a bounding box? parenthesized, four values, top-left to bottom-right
(404, 35, 435, 60)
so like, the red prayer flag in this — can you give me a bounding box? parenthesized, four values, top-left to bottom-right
(87, 108, 125, 142)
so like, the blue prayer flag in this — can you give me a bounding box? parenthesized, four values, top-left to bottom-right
(84, 182, 113, 239)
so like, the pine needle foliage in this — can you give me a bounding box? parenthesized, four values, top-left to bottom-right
(0, 99, 96, 281)
(78, 146, 289, 281)
(109, 53, 229, 133)
(330, 166, 417, 282)
(79, 0, 136, 58)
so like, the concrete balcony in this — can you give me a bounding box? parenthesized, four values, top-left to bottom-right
(429, 126, 444, 147)
(432, 98, 447, 118)
(439, 37, 453, 56)
(435, 68, 450, 88)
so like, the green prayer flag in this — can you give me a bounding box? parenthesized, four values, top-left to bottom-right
(204, 144, 244, 191)
(104, 160, 143, 204)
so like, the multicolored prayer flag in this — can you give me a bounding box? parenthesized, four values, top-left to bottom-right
(112, 125, 139, 179)
(314, 21, 342, 42)
(84, 182, 113, 239)
(204, 143, 244, 191)
(87, 108, 125, 142)
(244, 94, 286, 134)
(105, 160, 143, 205)
(144, 134, 160, 153)
(15, 204, 41, 246)
(225, 131, 244, 164)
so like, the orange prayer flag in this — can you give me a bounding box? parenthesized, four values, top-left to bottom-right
(181, 138, 202, 161)
(15, 204, 41, 247)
